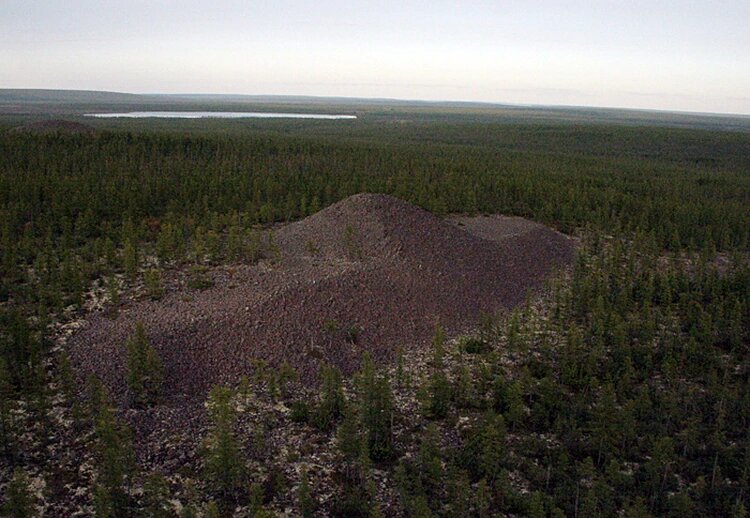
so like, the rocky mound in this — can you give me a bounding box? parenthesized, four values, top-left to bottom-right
(67, 194, 574, 404)
(13, 119, 95, 134)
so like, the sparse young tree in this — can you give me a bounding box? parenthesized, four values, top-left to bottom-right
(426, 369, 451, 419)
(125, 322, 164, 407)
(423, 325, 452, 419)
(337, 403, 362, 466)
(356, 354, 393, 461)
(143, 269, 164, 300)
(313, 364, 345, 431)
(93, 484, 115, 518)
(416, 424, 443, 499)
(142, 473, 171, 518)
(0, 357, 17, 461)
(297, 468, 316, 518)
(461, 410, 506, 483)
(203, 386, 245, 499)
(93, 401, 135, 516)
(2, 468, 36, 518)
(122, 239, 138, 280)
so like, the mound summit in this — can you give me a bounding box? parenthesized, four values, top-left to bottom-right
(68, 194, 574, 403)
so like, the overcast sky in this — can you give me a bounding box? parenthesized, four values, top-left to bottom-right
(2, 0, 749, 114)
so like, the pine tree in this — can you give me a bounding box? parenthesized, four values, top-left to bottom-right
(248, 482, 264, 515)
(93, 484, 115, 518)
(313, 364, 345, 431)
(94, 403, 135, 516)
(447, 466, 471, 516)
(122, 239, 138, 280)
(58, 352, 86, 429)
(2, 468, 36, 518)
(203, 386, 245, 499)
(337, 403, 362, 466)
(504, 379, 525, 430)
(416, 424, 443, 498)
(474, 478, 491, 518)
(579, 488, 598, 518)
(426, 370, 451, 419)
(277, 362, 298, 399)
(462, 410, 507, 482)
(592, 383, 619, 464)
(0, 357, 17, 461)
(356, 354, 394, 461)
(57, 352, 76, 405)
(125, 322, 164, 407)
(452, 360, 473, 408)
(297, 468, 316, 518)
(431, 325, 446, 368)
(425, 325, 451, 418)
(144, 269, 164, 300)
(0, 309, 40, 390)
(395, 346, 409, 389)
(528, 491, 546, 518)
(142, 473, 171, 518)
(87, 375, 109, 423)
(477, 411, 506, 482)
(204, 501, 221, 518)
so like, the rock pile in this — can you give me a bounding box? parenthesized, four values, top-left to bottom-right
(68, 194, 574, 403)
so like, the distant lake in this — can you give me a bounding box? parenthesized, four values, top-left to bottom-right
(85, 111, 357, 120)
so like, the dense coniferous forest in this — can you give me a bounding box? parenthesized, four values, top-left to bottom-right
(0, 110, 749, 517)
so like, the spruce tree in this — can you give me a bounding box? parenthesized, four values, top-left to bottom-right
(528, 491, 546, 518)
(0, 357, 16, 461)
(474, 478, 491, 518)
(297, 468, 316, 518)
(426, 326, 451, 419)
(203, 386, 245, 499)
(93, 484, 115, 518)
(2, 468, 35, 518)
(416, 424, 443, 498)
(356, 354, 393, 461)
(337, 403, 362, 466)
(122, 239, 138, 280)
(125, 322, 164, 407)
(142, 473, 171, 518)
(94, 403, 135, 516)
(313, 364, 345, 431)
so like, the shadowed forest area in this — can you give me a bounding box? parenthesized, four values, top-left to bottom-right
(0, 106, 749, 516)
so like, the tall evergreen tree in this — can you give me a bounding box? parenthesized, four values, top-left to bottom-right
(356, 354, 393, 461)
(202, 386, 245, 499)
(125, 322, 164, 407)
(2, 468, 36, 518)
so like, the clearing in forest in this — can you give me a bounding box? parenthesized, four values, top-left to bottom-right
(68, 194, 574, 404)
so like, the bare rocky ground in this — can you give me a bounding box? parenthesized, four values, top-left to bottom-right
(25, 194, 574, 515)
(67, 194, 573, 406)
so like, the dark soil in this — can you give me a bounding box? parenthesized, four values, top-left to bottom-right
(67, 194, 574, 406)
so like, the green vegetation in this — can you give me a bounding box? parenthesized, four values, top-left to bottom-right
(1, 120, 748, 317)
(91, 382, 135, 517)
(0, 108, 748, 515)
(124, 323, 164, 407)
(202, 386, 245, 501)
(2, 468, 36, 518)
(311, 364, 346, 431)
(355, 354, 394, 462)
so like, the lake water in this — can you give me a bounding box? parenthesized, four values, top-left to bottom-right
(85, 111, 357, 120)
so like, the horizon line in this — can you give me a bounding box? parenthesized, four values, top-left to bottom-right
(3, 86, 750, 119)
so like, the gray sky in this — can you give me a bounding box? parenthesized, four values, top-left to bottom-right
(2, 0, 749, 114)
